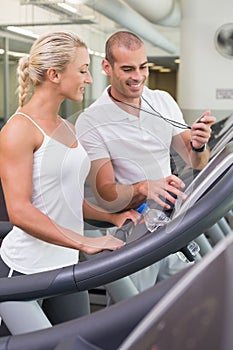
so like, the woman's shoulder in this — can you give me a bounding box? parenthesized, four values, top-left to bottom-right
(0, 112, 42, 151)
(3, 112, 35, 134)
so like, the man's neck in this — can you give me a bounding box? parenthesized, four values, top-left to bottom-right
(108, 88, 141, 117)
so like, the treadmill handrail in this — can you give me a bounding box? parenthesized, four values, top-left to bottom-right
(210, 125, 233, 158)
(73, 166, 233, 290)
(173, 141, 233, 217)
(0, 221, 13, 239)
(0, 164, 232, 302)
(0, 268, 190, 350)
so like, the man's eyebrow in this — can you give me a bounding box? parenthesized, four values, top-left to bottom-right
(140, 61, 148, 66)
(120, 61, 148, 69)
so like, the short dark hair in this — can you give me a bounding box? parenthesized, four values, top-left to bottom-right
(105, 31, 144, 66)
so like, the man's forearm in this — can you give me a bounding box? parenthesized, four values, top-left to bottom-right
(188, 145, 210, 170)
(94, 182, 146, 212)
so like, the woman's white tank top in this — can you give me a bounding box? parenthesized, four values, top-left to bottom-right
(1, 112, 90, 274)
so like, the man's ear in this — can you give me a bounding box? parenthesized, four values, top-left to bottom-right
(102, 59, 111, 76)
(47, 67, 61, 83)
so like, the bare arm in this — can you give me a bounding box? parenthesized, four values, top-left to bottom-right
(83, 199, 139, 227)
(172, 111, 216, 170)
(87, 158, 187, 212)
(0, 117, 124, 255)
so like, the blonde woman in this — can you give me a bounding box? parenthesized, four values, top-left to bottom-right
(0, 31, 137, 331)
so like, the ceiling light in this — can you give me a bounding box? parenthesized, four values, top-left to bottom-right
(67, 0, 83, 4)
(151, 65, 163, 70)
(6, 26, 39, 39)
(57, 2, 77, 14)
(9, 51, 28, 58)
(0, 49, 28, 58)
(160, 68, 171, 73)
(88, 49, 105, 58)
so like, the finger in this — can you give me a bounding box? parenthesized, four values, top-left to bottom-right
(118, 210, 139, 227)
(88, 235, 124, 250)
(167, 186, 188, 201)
(103, 237, 125, 250)
(191, 131, 210, 144)
(129, 209, 141, 221)
(149, 193, 171, 209)
(193, 116, 215, 130)
(168, 178, 185, 189)
(191, 124, 211, 141)
(195, 110, 210, 124)
(167, 175, 185, 189)
(192, 122, 207, 132)
(192, 136, 208, 145)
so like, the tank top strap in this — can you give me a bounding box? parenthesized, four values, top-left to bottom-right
(62, 118, 77, 138)
(10, 112, 47, 136)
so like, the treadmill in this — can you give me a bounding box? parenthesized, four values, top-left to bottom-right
(0, 141, 232, 349)
(0, 141, 232, 343)
(118, 233, 233, 350)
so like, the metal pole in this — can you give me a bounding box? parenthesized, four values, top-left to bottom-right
(3, 37, 9, 122)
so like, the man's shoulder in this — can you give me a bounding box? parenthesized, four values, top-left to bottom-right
(80, 89, 109, 116)
(143, 86, 171, 99)
(75, 89, 111, 130)
(143, 87, 175, 109)
(76, 96, 102, 119)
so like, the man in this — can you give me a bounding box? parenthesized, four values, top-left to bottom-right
(76, 31, 215, 299)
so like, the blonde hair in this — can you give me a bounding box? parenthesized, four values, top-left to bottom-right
(17, 31, 87, 107)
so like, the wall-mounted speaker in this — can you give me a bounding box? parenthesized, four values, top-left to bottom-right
(214, 23, 233, 59)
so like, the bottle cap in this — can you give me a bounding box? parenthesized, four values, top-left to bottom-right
(137, 203, 148, 214)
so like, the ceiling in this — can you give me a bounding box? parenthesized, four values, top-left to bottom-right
(0, 0, 181, 71)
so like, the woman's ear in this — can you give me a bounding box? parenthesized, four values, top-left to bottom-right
(47, 68, 61, 83)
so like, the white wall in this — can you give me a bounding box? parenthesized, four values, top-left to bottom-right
(178, 0, 233, 123)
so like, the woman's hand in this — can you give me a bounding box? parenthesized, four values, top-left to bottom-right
(110, 209, 140, 228)
(82, 234, 125, 254)
(79, 209, 140, 254)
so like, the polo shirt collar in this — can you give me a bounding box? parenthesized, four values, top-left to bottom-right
(102, 86, 146, 122)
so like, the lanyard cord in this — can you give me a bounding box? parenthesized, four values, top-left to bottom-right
(141, 96, 191, 130)
(108, 89, 191, 130)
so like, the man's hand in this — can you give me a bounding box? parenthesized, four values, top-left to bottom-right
(191, 110, 216, 150)
(138, 174, 187, 209)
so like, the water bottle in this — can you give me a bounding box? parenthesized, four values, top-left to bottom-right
(137, 203, 200, 262)
(137, 203, 170, 232)
(178, 240, 200, 262)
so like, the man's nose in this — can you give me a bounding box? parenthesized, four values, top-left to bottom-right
(131, 69, 142, 80)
